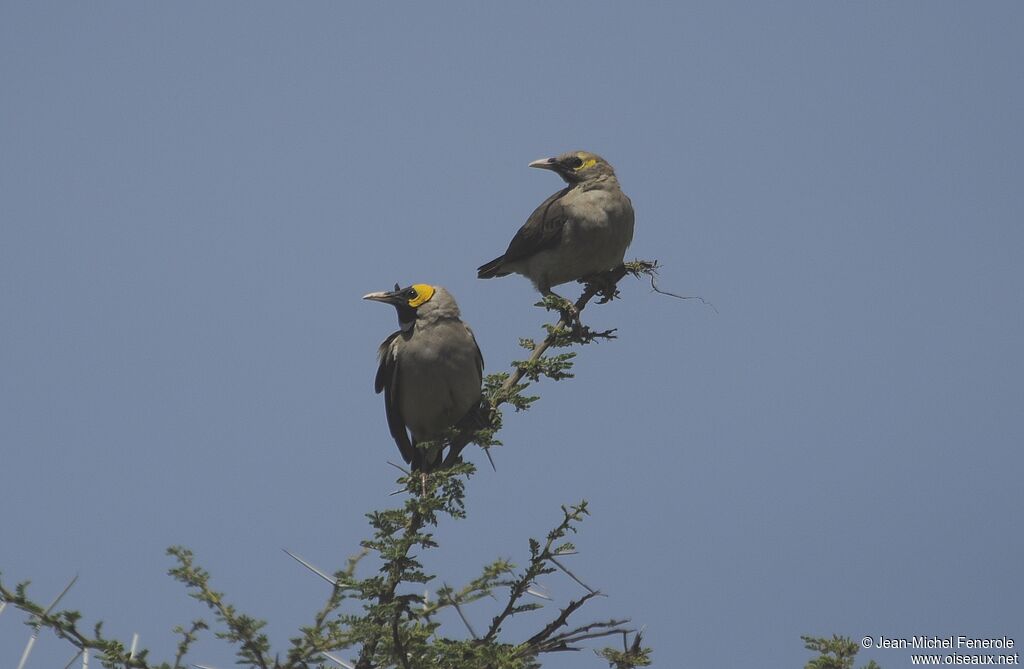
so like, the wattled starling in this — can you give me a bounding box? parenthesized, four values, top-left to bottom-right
(363, 284, 483, 470)
(477, 151, 634, 307)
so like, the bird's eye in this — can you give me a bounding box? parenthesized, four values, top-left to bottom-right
(567, 156, 584, 169)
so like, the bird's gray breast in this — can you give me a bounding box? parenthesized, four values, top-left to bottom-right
(526, 185, 635, 288)
(395, 320, 481, 439)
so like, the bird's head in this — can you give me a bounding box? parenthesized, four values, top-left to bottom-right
(528, 150, 614, 184)
(363, 283, 456, 331)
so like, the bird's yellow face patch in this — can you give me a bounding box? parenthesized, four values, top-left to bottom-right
(408, 284, 435, 308)
(574, 154, 598, 171)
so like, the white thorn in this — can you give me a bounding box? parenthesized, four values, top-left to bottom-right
(321, 651, 356, 669)
(16, 634, 38, 669)
(282, 548, 338, 585)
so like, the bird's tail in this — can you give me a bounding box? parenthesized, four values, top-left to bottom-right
(476, 255, 510, 279)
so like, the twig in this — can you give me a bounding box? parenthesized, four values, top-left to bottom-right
(18, 573, 80, 669)
(482, 503, 590, 644)
(533, 622, 633, 653)
(521, 591, 600, 649)
(173, 619, 208, 669)
(0, 580, 110, 666)
(354, 509, 426, 669)
(496, 268, 623, 402)
(645, 262, 718, 313)
(391, 612, 411, 669)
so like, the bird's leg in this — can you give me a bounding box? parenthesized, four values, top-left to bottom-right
(440, 429, 467, 468)
(582, 266, 624, 304)
(440, 447, 462, 468)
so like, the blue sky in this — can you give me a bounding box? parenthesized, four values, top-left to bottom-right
(2, 3, 1022, 667)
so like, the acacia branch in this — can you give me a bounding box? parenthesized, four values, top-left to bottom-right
(166, 547, 271, 669)
(495, 262, 642, 403)
(354, 507, 426, 669)
(522, 591, 602, 647)
(532, 621, 634, 654)
(0, 580, 150, 668)
(284, 550, 366, 665)
(481, 503, 589, 644)
(0, 261, 662, 669)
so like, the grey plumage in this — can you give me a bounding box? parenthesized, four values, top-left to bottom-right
(363, 284, 483, 470)
(477, 151, 634, 298)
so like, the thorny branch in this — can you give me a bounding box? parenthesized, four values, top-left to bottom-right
(0, 260, 664, 669)
(477, 500, 637, 666)
(0, 578, 152, 668)
(495, 260, 656, 404)
(354, 508, 425, 669)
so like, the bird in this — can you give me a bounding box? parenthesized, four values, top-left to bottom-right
(477, 151, 634, 309)
(363, 283, 484, 471)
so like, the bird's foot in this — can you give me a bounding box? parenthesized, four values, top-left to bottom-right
(582, 268, 624, 304)
(539, 291, 582, 328)
(558, 299, 582, 330)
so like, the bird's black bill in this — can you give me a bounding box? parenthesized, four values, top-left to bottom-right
(362, 288, 406, 306)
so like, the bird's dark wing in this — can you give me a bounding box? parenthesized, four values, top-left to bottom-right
(374, 333, 415, 465)
(501, 187, 570, 263)
(465, 325, 484, 381)
(478, 187, 570, 276)
(374, 332, 399, 394)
